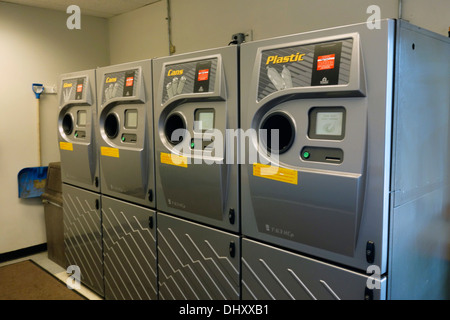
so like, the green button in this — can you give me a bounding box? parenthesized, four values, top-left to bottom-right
(191, 142, 195, 148)
(303, 151, 310, 159)
(121, 136, 125, 141)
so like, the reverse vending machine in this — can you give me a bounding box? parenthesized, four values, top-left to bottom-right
(153, 46, 240, 299)
(240, 20, 450, 300)
(58, 69, 104, 296)
(97, 60, 157, 300)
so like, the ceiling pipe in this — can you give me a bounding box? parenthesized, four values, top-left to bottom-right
(166, 0, 175, 55)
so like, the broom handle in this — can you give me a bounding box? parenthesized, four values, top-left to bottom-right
(37, 98, 41, 167)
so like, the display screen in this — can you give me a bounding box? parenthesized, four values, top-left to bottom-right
(77, 110, 87, 127)
(308, 107, 346, 140)
(316, 112, 343, 136)
(194, 109, 214, 131)
(125, 109, 138, 129)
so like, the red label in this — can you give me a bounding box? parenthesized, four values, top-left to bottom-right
(197, 69, 209, 81)
(125, 76, 134, 87)
(76, 84, 83, 93)
(317, 54, 335, 71)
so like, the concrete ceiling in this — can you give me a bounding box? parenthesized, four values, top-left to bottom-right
(0, 0, 161, 18)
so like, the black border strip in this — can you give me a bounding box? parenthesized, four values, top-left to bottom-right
(0, 243, 47, 264)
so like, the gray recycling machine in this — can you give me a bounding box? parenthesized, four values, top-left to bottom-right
(240, 19, 449, 300)
(96, 60, 157, 300)
(58, 69, 104, 296)
(153, 45, 240, 300)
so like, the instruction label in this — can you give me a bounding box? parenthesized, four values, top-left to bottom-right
(59, 142, 73, 151)
(253, 163, 298, 185)
(101, 146, 120, 158)
(161, 152, 188, 168)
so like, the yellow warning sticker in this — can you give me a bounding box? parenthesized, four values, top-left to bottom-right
(59, 142, 73, 151)
(101, 146, 120, 158)
(253, 163, 298, 185)
(160, 152, 188, 168)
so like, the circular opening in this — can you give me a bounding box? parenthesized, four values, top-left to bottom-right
(260, 112, 295, 154)
(164, 113, 186, 145)
(62, 113, 73, 135)
(104, 113, 119, 139)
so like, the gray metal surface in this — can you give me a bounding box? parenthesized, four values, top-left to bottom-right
(240, 20, 395, 272)
(157, 213, 240, 300)
(153, 46, 240, 232)
(97, 59, 155, 208)
(102, 196, 157, 300)
(242, 238, 386, 300)
(63, 184, 104, 296)
(58, 69, 100, 192)
(388, 20, 450, 300)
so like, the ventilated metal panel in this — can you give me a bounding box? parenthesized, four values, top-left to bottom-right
(102, 196, 157, 300)
(63, 184, 104, 296)
(242, 239, 385, 300)
(157, 213, 240, 300)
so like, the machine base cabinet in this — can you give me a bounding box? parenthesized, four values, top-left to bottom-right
(242, 239, 386, 300)
(63, 184, 104, 296)
(102, 196, 157, 300)
(157, 213, 240, 300)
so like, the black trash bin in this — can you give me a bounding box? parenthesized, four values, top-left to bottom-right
(41, 162, 66, 268)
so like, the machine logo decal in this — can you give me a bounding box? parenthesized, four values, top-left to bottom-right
(265, 53, 305, 65)
(167, 69, 184, 76)
(105, 77, 117, 83)
(253, 163, 298, 185)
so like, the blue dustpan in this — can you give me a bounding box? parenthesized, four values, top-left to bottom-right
(18, 166, 48, 198)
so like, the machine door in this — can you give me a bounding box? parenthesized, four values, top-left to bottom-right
(157, 213, 240, 300)
(58, 70, 99, 192)
(102, 196, 157, 300)
(63, 184, 103, 296)
(153, 47, 239, 232)
(242, 239, 386, 300)
(97, 60, 155, 208)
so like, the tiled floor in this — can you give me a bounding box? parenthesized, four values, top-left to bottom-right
(0, 251, 103, 300)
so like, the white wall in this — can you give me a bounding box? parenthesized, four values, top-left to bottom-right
(0, 2, 109, 254)
(109, 0, 449, 60)
(108, 1, 168, 64)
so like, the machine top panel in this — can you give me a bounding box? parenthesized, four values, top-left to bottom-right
(258, 38, 353, 101)
(101, 68, 141, 104)
(161, 57, 218, 104)
(60, 76, 90, 106)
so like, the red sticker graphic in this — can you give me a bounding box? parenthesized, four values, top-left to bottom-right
(76, 84, 83, 93)
(125, 76, 134, 87)
(317, 54, 336, 71)
(197, 69, 209, 81)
